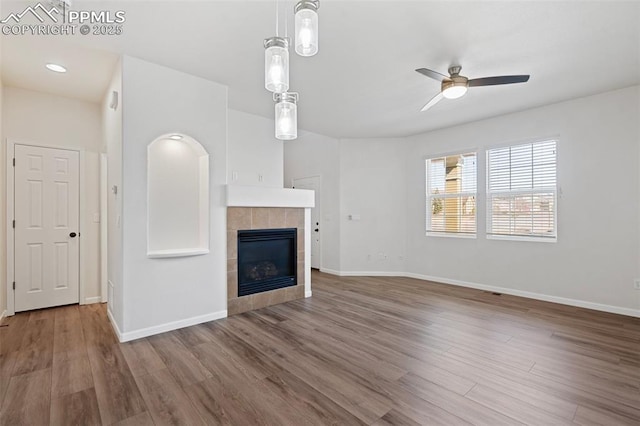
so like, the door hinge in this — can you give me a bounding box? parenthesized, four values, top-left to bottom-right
(12, 158, 15, 167)
(12, 220, 15, 229)
(13, 282, 15, 290)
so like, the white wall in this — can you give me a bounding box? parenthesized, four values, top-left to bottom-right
(119, 56, 227, 337)
(228, 109, 283, 187)
(284, 129, 341, 272)
(102, 61, 123, 326)
(0, 78, 5, 317)
(406, 86, 640, 314)
(339, 138, 407, 273)
(284, 86, 640, 316)
(3, 86, 103, 306)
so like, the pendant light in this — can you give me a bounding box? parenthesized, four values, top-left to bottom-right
(274, 92, 298, 140)
(294, 0, 319, 57)
(265, 0, 290, 93)
(264, 37, 289, 93)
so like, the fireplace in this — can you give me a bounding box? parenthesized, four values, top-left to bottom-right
(237, 228, 297, 297)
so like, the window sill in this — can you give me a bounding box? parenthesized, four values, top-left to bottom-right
(486, 234, 557, 243)
(426, 232, 477, 239)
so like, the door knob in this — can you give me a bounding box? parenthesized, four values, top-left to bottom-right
(69, 232, 77, 238)
(314, 228, 319, 232)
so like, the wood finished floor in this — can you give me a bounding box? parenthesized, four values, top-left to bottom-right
(1, 271, 639, 425)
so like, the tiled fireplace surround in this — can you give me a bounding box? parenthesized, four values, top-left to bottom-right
(225, 186, 314, 315)
(227, 206, 306, 315)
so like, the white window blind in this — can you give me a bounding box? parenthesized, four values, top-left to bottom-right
(426, 152, 477, 236)
(487, 140, 557, 240)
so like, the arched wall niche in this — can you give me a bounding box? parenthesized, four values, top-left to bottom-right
(147, 133, 210, 258)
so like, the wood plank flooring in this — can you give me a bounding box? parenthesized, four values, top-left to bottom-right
(1, 271, 639, 425)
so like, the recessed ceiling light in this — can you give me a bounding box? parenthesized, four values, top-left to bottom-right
(45, 63, 67, 73)
(169, 134, 183, 140)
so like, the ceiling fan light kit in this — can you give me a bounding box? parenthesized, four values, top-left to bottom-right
(264, 0, 320, 140)
(416, 65, 530, 112)
(442, 79, 468, 99)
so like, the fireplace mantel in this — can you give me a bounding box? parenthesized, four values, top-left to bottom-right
(226, 185, 314, 208)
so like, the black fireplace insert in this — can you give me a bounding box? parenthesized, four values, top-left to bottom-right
(237, 228, 297, 297)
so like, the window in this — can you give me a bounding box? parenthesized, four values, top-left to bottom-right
(487, 140, 557, 240)
(426, 152, 477, 236)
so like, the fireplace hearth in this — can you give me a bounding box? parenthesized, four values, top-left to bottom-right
(237, 228, 297, 297)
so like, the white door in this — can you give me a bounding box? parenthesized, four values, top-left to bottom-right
(293, 176, 321, 269)
(14, 145, 80, 312)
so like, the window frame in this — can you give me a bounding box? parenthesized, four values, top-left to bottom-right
(485, 139, 558, 243)
(425, 150, 478, 239)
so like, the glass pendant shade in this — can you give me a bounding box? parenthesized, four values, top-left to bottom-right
(442, 80, 468, 99)
(294, 1, 319, 56)
(264, 37, 289, 93)
(274, 92, 298, 140)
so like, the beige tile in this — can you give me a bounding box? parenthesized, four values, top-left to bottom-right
(298, 209, 305, 228)
(269, 289, 287, 306)
(227, 271, 237, 299)
(284, 285, 304, 302)
(285, 208, 301, 228)
(228, 297, 253, 316)
(251, 208, 269, 229)
(227, 259, 237, 273)
(227, 207, 251, 231)
(297, 229, 304, 250)
(251, 292, 271, 311)
(226, 231, 237, 260)
(297, 261, 305, 285)
(268, 208, 286, 228)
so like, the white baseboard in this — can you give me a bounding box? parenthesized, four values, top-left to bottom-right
(320, 268, 403, 277)
(111, 310, 228, 343)
(83, 296, 102, 305)
(319, 268, 341, 276)
(403, 272, 640, 318)
(106, 307, 122, 340)
(305, 290, 312, 298)
(316, 269, 640, 318)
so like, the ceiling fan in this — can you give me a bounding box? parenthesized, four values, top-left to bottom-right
(415, 66, 530, 112)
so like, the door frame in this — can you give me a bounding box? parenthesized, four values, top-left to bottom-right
(100, 153, 108, 303)
(5, 139, 86, 316)
(291, 175, 322, 270)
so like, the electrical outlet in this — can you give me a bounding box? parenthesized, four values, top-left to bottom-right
(634, 279, 640, 290)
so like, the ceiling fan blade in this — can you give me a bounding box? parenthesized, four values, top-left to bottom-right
(468, 75, 530, 87)
(421, 92, 444, 112)
(416, 68, 450, 82)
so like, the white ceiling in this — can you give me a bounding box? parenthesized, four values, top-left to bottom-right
(2, 1, 639, 138)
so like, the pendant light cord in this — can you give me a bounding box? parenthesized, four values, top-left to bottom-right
(274, 0, 289, 39)
(284, 0, 288, 39)
(275, 0, 279, 37)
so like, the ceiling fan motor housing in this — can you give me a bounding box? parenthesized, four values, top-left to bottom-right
(448, 65, 463, 76)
